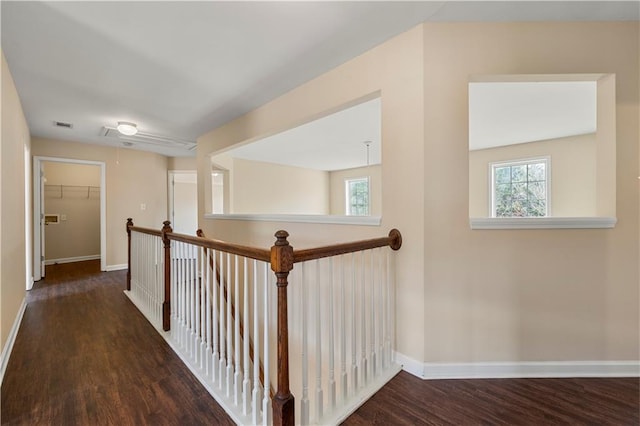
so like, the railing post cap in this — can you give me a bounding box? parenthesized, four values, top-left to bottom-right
(389, 228, 402, 251)
(274, 230, 290, 246)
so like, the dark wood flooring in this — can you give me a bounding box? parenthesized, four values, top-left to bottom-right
(344, 371, 639, 426)
(1, 260, 234, 426)
(2, 261, 638, 425)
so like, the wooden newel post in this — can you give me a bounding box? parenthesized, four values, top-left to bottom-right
(126, 218, 133, 291)
(161, 220, 173, 331)
(270, 230, 295, 426)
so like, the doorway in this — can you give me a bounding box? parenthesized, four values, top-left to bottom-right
(33, 157, 106, 281)
(168, 171, 197, 235)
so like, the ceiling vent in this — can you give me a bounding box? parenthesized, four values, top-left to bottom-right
(101, 127, 196, 151)
(54, 121, 73, 129)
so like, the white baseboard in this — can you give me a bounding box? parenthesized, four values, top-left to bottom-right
(0, 298, 27, 386)
(394, 352, 640, 379)
(44, 255, 100, 265)
(106, 264, 127, 271)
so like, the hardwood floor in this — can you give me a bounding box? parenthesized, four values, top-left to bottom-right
(1, 261, 234, 425)
(343, 371, 639, 425)
(2, 261, 638, 425)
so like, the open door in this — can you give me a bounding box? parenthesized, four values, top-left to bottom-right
(168, 171, 197, 235)
(33, 159, 45, 281)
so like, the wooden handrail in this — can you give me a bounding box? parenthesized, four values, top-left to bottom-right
(292, 228, 402, 263)
(166, 232, 271, 262)
(129, 225, 163, 237)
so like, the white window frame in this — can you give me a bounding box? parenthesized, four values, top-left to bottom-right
(345, 177, 370, 216)
(489, 156, 551, 218)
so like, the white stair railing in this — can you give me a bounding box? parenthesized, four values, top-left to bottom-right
(287, 247, 399, 425)
(126, 225, 164, 331)
(169, 237, 274, 426)
(126, 219, 402, 426)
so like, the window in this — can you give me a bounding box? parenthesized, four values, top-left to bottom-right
(346, 177, 369, 216)
(491, 158, 549, 217)
(211, 170, 225, 214)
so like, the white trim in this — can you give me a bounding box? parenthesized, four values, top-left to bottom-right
(27, 277, 34, 291)
(393, 351, 427, 379)
(44, 255, 101, 265)
(394, 353, 640, 379)
(0, 299, 27, 386)
(325, 364, 402, 425)
(106, 264, 128, 272)
(469, 216, 617, 229)
(204, 213, 382, 226)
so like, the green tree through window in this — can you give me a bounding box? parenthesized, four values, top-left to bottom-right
(492, 159, 548, 217)
(346, 177, 369, 216)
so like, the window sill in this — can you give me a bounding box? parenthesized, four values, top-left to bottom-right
(204, 213, 382, 226)
(469, 217, 617, 230)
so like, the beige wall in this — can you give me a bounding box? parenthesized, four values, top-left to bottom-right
(198, 22, 638, 365)
(43, 162, 101, 261)
(168, 156, 197, 170)
(232, 158, 329, 214)
(1, 51, 30, 352)
(32, 139, 169, 268)
(469, 133, 597, 217)
(329, 165, 382, 216)
(198, 26, 426, 361)
(423, 22, 638, 362)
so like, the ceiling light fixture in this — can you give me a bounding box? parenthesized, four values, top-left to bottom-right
(117, 121, 138, 136)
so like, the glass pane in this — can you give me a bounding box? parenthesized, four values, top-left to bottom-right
(528, 162, 546, 182)
(529, 181, 546, 199)
(527, 198, 546, 217)
(495, 167, 511, 184)
(511, 183, 527, 200)
(511, 165, 527, 182)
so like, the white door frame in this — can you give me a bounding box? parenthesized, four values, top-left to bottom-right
(33, 156, 107, 280)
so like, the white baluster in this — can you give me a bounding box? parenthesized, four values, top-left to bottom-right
(212, 250, 219, 383)
(340, 255, 348, 400)
(219, 251, 226, 388)
(242, 258, 251, 415)
(192, 245, 198, 363)
(234, 255, 241, 406)
(261, 262, 270, 426)
(200, 247, 206, 370)
(328, 257, 336, 411)
(226, 253, 232, 397)
(205, 248, 213, 378)
(171, 240, 177, 336)
(370, 249, 376, 378)
(315, 260, 323, 421)
(252, 260, 262, 425)
(301, 263, 309, 425)
(388, 249, 395, 364)
(350, 253, 358, 394)
(361, 250, 367, 386)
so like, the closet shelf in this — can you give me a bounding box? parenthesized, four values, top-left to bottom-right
(44, 184, 100, 199)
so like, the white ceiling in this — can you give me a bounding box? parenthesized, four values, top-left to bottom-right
(224, 97, 381, 171)
(2, 1, 638, 157)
